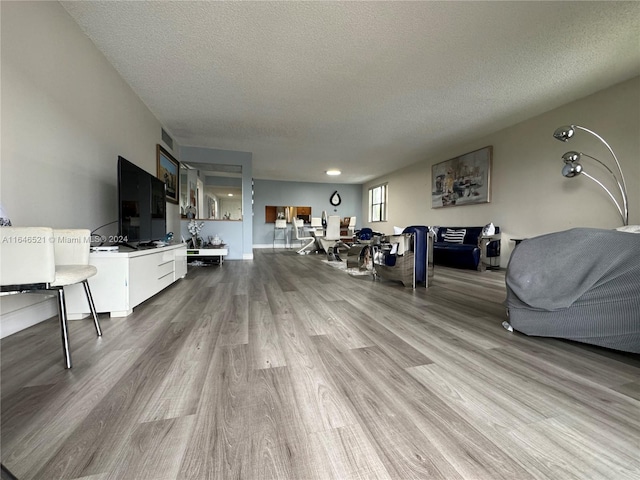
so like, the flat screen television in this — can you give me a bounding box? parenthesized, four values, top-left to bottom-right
(117, 156, 166, 247)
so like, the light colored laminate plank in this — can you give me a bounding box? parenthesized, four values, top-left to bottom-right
(30, 311, 206, 479)
(248, 298, 287, 370)
(106, 415, 196, 480)
(311, 335, 466, 480)
(138, 299, 223, 422)
(345, 343, 536, 480)
(2, 347, 144, 479)
(274, 312, 360, 433)
(178, 344, 260, 479)
(309, 423, 393, 480)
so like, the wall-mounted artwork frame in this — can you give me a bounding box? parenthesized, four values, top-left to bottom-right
(431, 146, 492, 208)
(157, 144, 179, 204)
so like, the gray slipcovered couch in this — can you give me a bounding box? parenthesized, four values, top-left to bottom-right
(504, 227, 640, 353)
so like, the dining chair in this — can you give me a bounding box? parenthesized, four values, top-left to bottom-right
(273, 218, 288, 248)
(348, 216, 357, 237)
(292, 218, 316, 254)
(310, 217, 324, 238)
(318, 215, 350, 260)
(0, 227, 102, 368)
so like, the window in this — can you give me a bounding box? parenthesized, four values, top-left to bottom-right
(368, 183, 387, 222)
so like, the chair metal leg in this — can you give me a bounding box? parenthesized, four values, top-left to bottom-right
(297, 238, 315, 254)
(82, 280, 102, 337)
(55, 287, 72, 369)
(273, 228, 287, 249)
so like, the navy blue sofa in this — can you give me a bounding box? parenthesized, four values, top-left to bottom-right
(433, 226, 501, 270)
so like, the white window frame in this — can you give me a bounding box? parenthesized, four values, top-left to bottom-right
(368, 183, 388, 223)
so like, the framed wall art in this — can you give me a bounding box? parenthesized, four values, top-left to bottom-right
(431, 146, 492, 208)
(157, 144, 179, 204)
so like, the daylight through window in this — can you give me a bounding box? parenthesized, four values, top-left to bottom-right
(368, 183, 387, 222)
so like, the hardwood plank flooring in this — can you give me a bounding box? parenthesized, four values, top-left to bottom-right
(2, 249, 639, 479)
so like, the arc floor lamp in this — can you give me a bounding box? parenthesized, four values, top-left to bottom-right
(553, 124, 629, 226)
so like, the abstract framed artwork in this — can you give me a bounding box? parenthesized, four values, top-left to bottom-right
(431, 146, 492, 208)
(156, 144, 179, 204)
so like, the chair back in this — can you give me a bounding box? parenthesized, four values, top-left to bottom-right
(348, 216, 357, 235)
(0, 226, 56, 285)
(310, 217, 324, 237)
(292, 219, 303, 240)
(325, 216, 341, 240)
(53, 229, 91, 265)
(275, 219, 287, 229)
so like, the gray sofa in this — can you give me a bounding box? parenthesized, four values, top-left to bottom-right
(504, 227, 640, 353)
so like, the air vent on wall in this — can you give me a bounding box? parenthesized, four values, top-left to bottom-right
(161, 128, 174, 150)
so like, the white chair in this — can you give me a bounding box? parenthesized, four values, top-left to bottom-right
(325, 215, 341, 240)
(348, 216, 357, 237)
(292, 218, 315, 254)
(0, 227, 102, 368)
(273, 219, 288, 248)
(319, 215, 349, 260)
(310, 217, 324, 238)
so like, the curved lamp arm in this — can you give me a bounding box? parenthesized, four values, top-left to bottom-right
(580, 171, 625, 224)
(554, 125, 629, 225)
(563, 151, 627, 212)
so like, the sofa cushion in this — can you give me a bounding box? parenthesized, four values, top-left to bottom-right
(434, 242, 477, 252)
(436, 226, 499, 245)
(443, 228, 466, 244)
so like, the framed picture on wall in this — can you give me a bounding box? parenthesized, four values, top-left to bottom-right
(431, 146, 492, 208)
(157, 144, 179, 204)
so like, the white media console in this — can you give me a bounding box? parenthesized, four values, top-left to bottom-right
(65, 243, 187, 318)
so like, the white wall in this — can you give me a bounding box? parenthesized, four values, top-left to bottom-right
(363, 77, 640, 267)
(0, 2, 179, 336)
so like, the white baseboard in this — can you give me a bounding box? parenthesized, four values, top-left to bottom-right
(0, 296, 57, 339)
(242, 253, 254, 260)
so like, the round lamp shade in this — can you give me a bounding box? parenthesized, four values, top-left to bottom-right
(553, 125, 575, 142)
(562, 162, 583, 178)
(562, 151, 581, 164)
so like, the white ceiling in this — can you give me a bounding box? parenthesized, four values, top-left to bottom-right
(61, 1, 640, 184)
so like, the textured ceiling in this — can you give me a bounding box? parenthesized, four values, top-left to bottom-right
(61, 1, 640, 184)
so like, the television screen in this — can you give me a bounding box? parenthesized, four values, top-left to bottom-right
(118, 156, 166, 246)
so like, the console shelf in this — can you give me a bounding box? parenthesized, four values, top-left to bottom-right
(186, 247, 228, 265)
(65, 244, 187, 318)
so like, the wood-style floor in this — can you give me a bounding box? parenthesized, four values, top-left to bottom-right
(2, 249, 639, 480)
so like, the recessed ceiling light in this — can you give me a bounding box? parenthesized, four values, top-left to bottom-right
(228, 193, 233, 196)
(326, 169, 341, 176)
